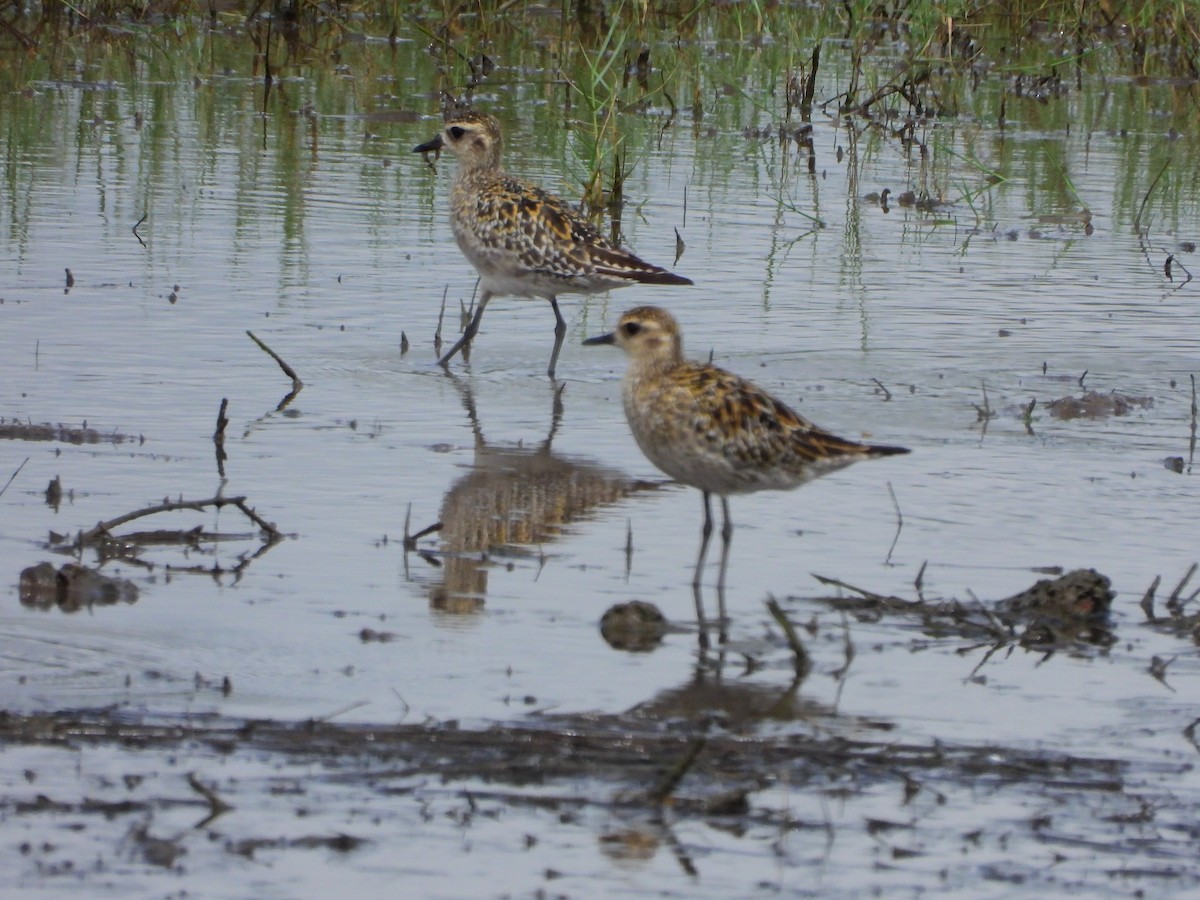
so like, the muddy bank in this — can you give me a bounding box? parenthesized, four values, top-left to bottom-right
(4, 705, 1197, 895)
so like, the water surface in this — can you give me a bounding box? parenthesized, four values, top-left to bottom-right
(2, 20, 1199, 896)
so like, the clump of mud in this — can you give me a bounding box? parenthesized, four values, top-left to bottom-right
(1045, 391, 1154, 419)
(809, 568, 1115, 651)
(19, 562, 138, 612)
(0, 418, 137, 444)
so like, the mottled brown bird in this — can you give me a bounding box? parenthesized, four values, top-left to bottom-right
(414, 109, 691, 377)
(585, 306, 909, 586)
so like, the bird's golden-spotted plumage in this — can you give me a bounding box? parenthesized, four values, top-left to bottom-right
(584, 306, 909, 586)
(414, 109, 691, 377)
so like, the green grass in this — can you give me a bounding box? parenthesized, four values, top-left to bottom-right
(5, 0, 1199, 241)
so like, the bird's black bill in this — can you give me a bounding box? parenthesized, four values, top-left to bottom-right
(583, 332, 616, 346)
(413, 134, 444, 154)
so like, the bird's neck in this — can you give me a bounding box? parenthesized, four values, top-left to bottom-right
(454, 158, 504, 184)
(627, 350, 684, 383)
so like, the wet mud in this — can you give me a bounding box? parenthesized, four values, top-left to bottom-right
(0, 693, 1181, 894)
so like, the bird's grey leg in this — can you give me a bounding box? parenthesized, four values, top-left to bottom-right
(692, 490, 716, 650)
(438, 290, 492, 369)
(716, 496, 732, 632)
(693, 490, 714, 589)
(546, 295, 567, 379)
(716, 497, 733, 590)
(692, 580, 710, 653)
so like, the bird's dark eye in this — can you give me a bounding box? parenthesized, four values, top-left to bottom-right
(622, 322, 642, 337)
(448, 126, 465, 140)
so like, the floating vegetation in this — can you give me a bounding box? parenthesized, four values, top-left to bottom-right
(1046, 390, 1156, 420)
(808, 567, 1116, 655)
(0, 418, 137, 446)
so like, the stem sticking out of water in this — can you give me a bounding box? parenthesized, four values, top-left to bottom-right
(646, 738, 706, 806)
(214, 398, 229, 479)
(187, 772, 233, 828)
(884, 482, 903, 565)
(765, 596, 812, 678)
(1140, 574, 1161, 622)
(973, 380, 994, 422)
(624, 518, 633, 580)
(0, 456, 29, 500)
(435, 286, 447, 353)
(1134, 157, 1170, 234)
(77, 495, 281, 548)
(247, 330, 303, 410)
(1188, 374, 1197, 471)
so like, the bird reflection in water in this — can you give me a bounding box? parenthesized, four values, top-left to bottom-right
(412, 376, 657, 616)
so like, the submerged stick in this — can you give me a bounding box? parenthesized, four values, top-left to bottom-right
(624, 519, 634, 580)
(434, 286, 447, 352)
(187, 772, 233, 826)
(246, 331, 303, 393)
(765, 596, 812, 678)
(812, 572, 893, 603)
(973, 380, 994, 421)
(1140, 574, 1160, 622)
(214, 398, 229, 478)
(1166, 563, 1198, 616)
(1184, 718, 1200, 756)
(884, 482, 903, 565)
(0, 456, 29, 499)
(402, 501, 443, 551)
(646, 738, 706, 806)
(1189, 374, 1197, 470)
(78, 495, 280, 546)
(1134, 157, 1170, 233)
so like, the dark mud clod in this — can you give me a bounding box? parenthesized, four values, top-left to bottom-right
(600, 600, 667, 652)
(0, 419, 132, 445)
(1046, 390, 1153, 420)
(20, 561, 138, 612)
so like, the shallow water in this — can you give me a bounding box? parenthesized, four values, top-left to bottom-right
(2, 20, 1199, 896)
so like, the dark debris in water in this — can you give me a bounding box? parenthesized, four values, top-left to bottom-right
(19, 561, 138, 612)
(0, 418, 138, 445)
(1140, 563, 1200, 643)
(229, 832, 366, 860)
(7, 704, 1179, 891)
(600, 600, 668, 652)
(1045, 390, 1154, 420)
(807, 568, 1115, 653)
(32, 494, 288, 585)
(0, 707, 1130, 816)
